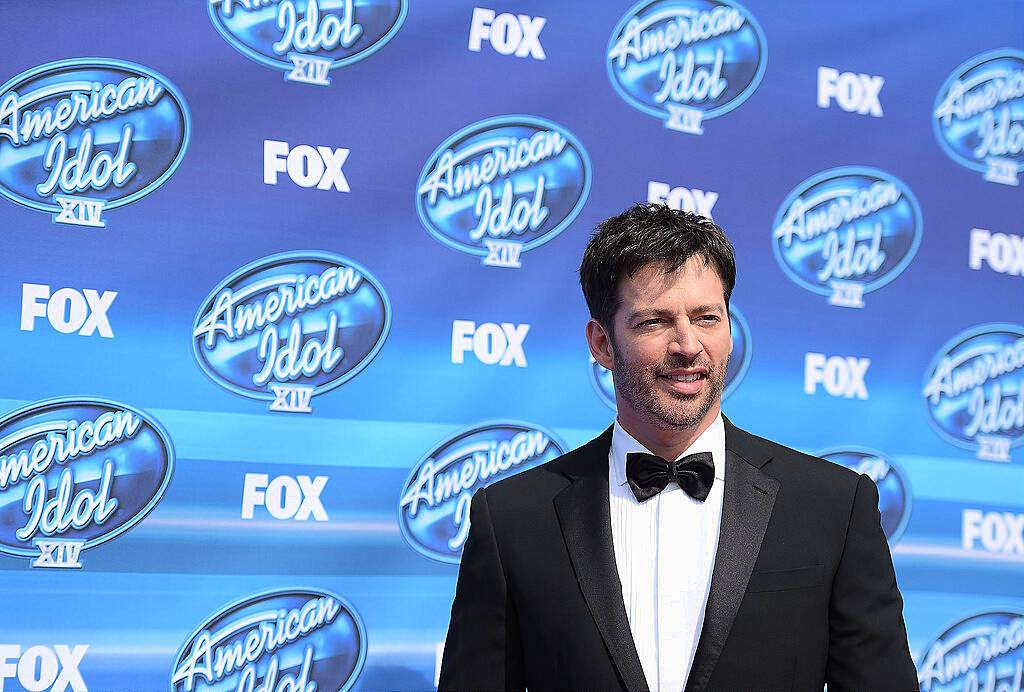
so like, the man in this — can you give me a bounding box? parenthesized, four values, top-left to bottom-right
(439, 203, 918, 691)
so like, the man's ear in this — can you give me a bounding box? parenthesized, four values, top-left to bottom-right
(586, 318, 615, 370)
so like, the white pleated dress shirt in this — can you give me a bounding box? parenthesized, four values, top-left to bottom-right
(608, 414, 726, 692)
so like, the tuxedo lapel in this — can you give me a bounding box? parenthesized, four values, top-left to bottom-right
(552, 429, 649, 692)
(687, 422, 780, 691)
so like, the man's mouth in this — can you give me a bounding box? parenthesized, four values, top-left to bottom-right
(663, 372, 703, 383)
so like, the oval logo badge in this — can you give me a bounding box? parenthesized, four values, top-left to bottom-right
(818, 448, 911, 544)
(208, 0, 407, 86)
(192, 251, 391, 414)
(171, 588, 366, 692)
(399, 422, 567, 562)
(772, 166, 922, 308)
(723, 305, 752, 400)
(922, 323, 1024, 462)
(606, 0, 767, 135)
(588, 304, 752, 409)
(0, 397, 174, 568)
(415, 115, 592, 268)
(916, 610, 1023, 692)
(0, 58, 190, 227)
(933, 49, 1024, 186)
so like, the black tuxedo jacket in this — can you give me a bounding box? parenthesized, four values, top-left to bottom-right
(438, 419, 918, 691)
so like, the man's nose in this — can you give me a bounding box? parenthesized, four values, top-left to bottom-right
(667, 321, 703, 358)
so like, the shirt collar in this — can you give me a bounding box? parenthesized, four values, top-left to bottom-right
(609, 413, 726, 489)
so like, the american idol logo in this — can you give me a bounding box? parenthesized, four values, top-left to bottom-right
(934, 49, 1024, 186)
(209, 0, 407, 86)
(772, 166, 922, 308)
(0, 397, 174, 568)
(416, 115, 592, 268)
(818, 448, 910, 544)
(0, 58, 190, 227)
(606, 0, 767, 135)
(923, 323, 1024, 463)
(171, 588, 366, 692)
(917, 610, 1023, 692)
(399, 422, 566, 562)
(192, 251, 391, 414)
(589, 304, 752, 408)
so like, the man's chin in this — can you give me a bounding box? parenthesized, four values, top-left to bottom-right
(655, 391, 723, 428)
(649, 403, 712, 430)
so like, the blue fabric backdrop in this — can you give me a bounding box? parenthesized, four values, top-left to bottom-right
(1, 1, 1021, 690)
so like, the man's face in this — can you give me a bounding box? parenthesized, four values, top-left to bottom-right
(588, 257, 733, 438)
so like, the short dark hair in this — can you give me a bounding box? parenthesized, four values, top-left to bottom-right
(579, 202, 736, 327)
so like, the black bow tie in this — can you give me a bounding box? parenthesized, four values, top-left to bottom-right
(625, 451, 715, 503)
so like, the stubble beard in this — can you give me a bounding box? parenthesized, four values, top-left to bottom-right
(612, 351, 729, 431)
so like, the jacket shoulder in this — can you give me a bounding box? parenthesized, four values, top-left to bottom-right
(727, 421, 862, 491)
(480, 428, 611, 503)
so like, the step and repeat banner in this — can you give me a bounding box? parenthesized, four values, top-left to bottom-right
(1, 1, 1022, 690)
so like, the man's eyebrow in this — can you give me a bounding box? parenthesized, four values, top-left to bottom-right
(625, 303, 725, 322)
(625, 307, 670, 322)
(690, 303, 726, 315)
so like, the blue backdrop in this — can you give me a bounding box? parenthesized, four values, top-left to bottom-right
(1, 1, 1022, 690)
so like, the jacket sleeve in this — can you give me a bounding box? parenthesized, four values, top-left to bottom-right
(438, 487, 525, 692)
(826, 472, 920, 692)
